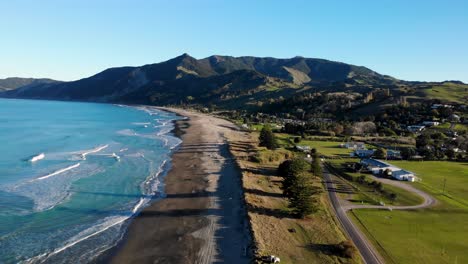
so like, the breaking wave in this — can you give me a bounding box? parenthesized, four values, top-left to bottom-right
(30, 153, 45, 163)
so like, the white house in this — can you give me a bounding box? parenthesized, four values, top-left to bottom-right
(351, 149, 375, 158)
(392, 170, 416, 182)
(422, 121, 440, 127)
(360, 158, 416, 182)
(407, 125, 425, 133)
(342, 142, 366, 150)
(387, 149, 402, 159)
(295, 145, 311, 152)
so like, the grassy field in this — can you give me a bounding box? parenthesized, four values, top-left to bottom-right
(297, 139, 352, 157)
(327, 158, 424, 206)
(350, 160, 468, 264)
(423, 83, 468, 104)
(391, 161, 468, 206)
(225, 131, 360, 264)
(453, 123, 468, 132)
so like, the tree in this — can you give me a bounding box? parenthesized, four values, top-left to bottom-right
(382, 168, 392, 178)
(445, 149, 456, 160)
(401, 147, 416, 160)
(259, 125, 278, 150)
(288, 173, 321, 218)
(374, 148, 387, 159)
(279, 158, 309, 197)
(335, 240, 358, 259)
(278, 158, 321, 218)
(333, 124, 344, 135)
(310, 152, 322, 177)
(389, 193, 397, 201)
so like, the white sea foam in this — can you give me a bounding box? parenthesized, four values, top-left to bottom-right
(35, 163, 81, 181)
(30, 153, 45, 163)
(132, 122, 151, 126)
(80, 145, 109, 160)
(27, 158, 168, 263)
(26, 215, 129, 263)
(9, 163, 103, 212)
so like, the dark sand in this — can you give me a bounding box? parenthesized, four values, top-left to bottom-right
(109, 109, 251, 264)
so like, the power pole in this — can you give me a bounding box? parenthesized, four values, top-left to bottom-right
(443, 177, 447, 195)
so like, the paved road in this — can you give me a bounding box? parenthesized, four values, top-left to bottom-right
(342, 176, 437, 211)
(323, 168, 385, 264)
(323, 167, 436, 264)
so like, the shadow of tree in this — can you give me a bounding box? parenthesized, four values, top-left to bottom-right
(244, 188, 283, 198)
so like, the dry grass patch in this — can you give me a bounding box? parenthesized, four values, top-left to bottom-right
(225, 130, 361, 264)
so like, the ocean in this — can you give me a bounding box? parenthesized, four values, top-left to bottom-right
(0, 98, 181, 263)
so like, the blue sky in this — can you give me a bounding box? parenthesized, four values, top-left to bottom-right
(0, 0, 467, 82)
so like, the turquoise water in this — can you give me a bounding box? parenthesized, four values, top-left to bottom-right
(0, 98, 181, 263)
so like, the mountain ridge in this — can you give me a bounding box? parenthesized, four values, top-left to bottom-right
(1, 54, 466, 114)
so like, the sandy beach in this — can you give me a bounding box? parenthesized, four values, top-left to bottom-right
(109, 108, 251, 264)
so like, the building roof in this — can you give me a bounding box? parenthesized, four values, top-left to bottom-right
(362, 158, 415, 176)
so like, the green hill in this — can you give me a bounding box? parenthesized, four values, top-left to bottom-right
(1, 54, 466, 116)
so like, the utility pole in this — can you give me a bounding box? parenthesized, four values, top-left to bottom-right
(443, 177, 447, 195)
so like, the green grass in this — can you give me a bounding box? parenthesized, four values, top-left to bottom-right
(453, 123, 468, 132)
(423, 83, 468, 104)
(350, 160, 468, 264)
(298, 140, 351, 157)
(391, 161, 468, 205)
(350, 209, 468, 264)
(327, 158, 423, 206)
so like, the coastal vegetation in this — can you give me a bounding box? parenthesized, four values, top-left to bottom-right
(225, 130, 361, 263)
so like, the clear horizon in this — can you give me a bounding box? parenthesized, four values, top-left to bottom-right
(1, 0, 467, 82)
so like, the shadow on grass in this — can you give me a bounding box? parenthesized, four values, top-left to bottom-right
(248, 205, 294, 219)
(244, 188, 283, 198)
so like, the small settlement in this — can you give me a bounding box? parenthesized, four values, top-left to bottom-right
(360, 158, 417, 182)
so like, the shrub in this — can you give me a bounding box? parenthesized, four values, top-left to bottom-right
(335, 240, 358, 259)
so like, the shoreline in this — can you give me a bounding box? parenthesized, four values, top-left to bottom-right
(108, 107, 252, 264)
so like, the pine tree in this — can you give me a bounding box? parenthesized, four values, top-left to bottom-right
(278, 158, 322, 218)
(288, 173, 321, 218)
(279, 158, 309, 198)
(310, 152, 322, 177)
(259, 125, 278, 150)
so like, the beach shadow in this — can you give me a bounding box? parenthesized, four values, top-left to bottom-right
(305, 243, 342, 257)
(242, 166, 277, 176)
(244, 188, 283, 198)
(217, 124, 241, 131)
(56, 206, 219, 218)
(208, 143, 253, 262)
(247, 205, 293, 219)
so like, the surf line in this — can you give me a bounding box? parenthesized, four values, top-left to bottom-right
(80, 145, 109, 160)
(30, 153, 45, 162)
(35, 163, 81, 181)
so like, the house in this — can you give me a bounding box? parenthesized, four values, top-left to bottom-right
(342, 142, 366, 150)
(407, 125, 425, 133)
(386, 149, 402, 159)
(295, 145, 311, 152)
(431, 104, 453, 109)
(351, 149, 375, 158)
(449, 114, 461, 122)
(360, 158, 416, 182)
(392, 170, 416, 182)
(422, 121, 440, 127)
